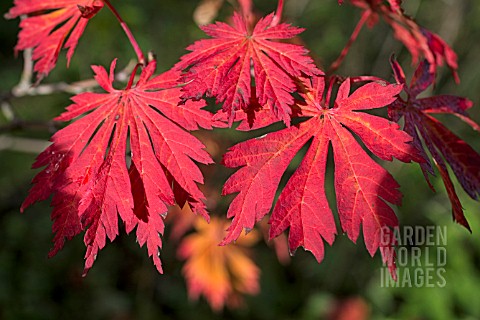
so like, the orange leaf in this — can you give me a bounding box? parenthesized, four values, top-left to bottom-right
(178, 217, 260, 311)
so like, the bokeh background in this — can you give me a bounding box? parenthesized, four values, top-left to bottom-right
(1, 0, 479, 319)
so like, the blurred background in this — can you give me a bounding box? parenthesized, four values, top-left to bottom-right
(0, 0, 479, 319)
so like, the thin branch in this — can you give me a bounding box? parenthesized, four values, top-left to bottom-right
(0, 119, 60, 134)
(3, 60, 137, 99)
(17, 46, 33, 92)
(13, 79, 99, 97)
(0, 56, 136, 154)
(7, 15, 34, 97)
(327, 10, 370, 75)
(1, 101, 15, 122)
(0, 135, 51, 153)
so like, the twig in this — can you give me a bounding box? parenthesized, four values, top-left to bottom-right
(0, 119, 60, 134)
(17, 45, 33, 92)
(13, 79, 99, 97)
(3, 60, 137, 99)
(0, 135, 51, 153)
(0, 50, 136, 154)
(1, 101, 15, 122)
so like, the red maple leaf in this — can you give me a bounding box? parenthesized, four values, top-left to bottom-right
(344, 0, 458, 81)
(176, 12, 321, 125)
(221, 76, 424, 277)
(21, 59, 216, 274)
(389, 56, 480, 230)
(6, 0, 103, 80)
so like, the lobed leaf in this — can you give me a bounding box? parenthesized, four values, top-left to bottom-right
(222, 76, 421, 276)
(6, 0, 103, 80)
(176, 12, 321, 125)
(178, 217, 260, 311)
(389, 58, 480, 231)
(22, 60, 217, 274)
(345, 0, 458, 79)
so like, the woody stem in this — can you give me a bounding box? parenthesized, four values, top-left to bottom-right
(103, 0, 146, 65)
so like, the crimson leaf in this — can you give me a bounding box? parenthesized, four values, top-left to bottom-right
(6, 0, 103, 80)
(389, 57, 480, 231)
(346, 0, 458, 81)
(176, 12, 321, 125)
(221, 76, 423, 277)
(22, 60, 215, 274)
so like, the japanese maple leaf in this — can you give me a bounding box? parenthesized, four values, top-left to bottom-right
(6, 0, 103, 80)
(221, 76, 424, 277)
(176, 12, 321, 125)
(178, 217, 260, 311)
(389, 57, 480, 231)
(344, 0, 458, 81)
(21, 59, 216, 275)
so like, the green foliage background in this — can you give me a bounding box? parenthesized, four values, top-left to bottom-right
(0, 1, 479, 319)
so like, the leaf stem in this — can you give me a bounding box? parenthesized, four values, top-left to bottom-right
(238, 0, 253, 18)
(327, 10, 370, 75)
(271, 0, 284, 26)
(103, 0, 145, 65)
(325, 77, 337, 108)
(126, 63, 141, 90)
